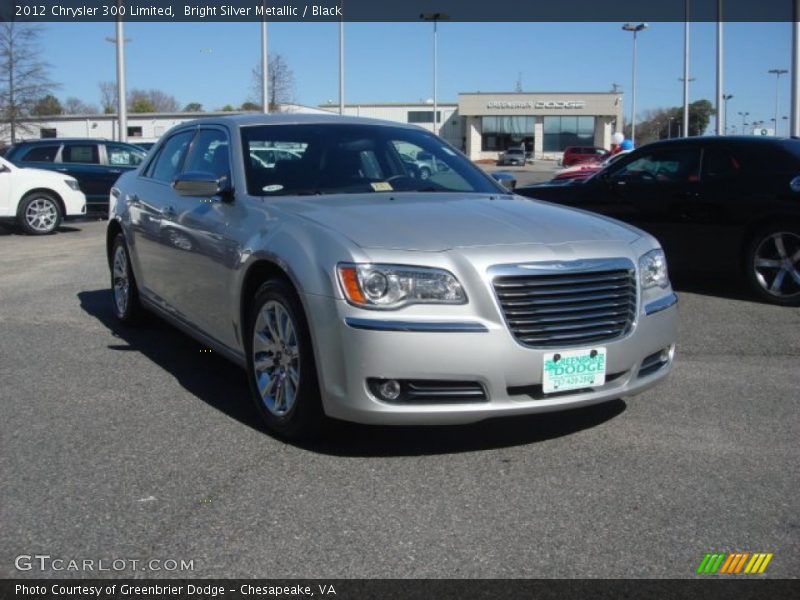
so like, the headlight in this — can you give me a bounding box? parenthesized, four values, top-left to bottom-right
(337, 263, 466, 309)
(639, 249, 669, 289)
(65, 179, 80, 191)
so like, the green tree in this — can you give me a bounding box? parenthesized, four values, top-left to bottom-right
(183, 102, 203, 112)
(240, 101, 261, 111)
(32, 94, 63, 116)
(625, 100, 716, 145)
(219, 104, 235, 112)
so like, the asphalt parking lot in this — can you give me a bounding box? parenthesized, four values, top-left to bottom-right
(1, 219, 798, 579)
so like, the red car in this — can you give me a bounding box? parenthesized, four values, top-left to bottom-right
(561, 146, 609, 167)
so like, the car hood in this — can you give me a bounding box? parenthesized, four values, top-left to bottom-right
(15, 164, 74, 183)
(271, 192, 641, 251)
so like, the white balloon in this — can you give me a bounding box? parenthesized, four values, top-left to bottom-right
(612, 132, 625, 144)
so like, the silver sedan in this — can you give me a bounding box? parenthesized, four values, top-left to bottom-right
(107, 114, 677, 439)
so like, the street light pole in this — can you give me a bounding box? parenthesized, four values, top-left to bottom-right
(683, 0, 691, 137)
(716, 0, 724, 135)
(793, 0, 800, 136)
(738, 111, 749, 134)
(420, 13, 449, 136)
(105, 1, 129, 143)
(339, 17, 345, 115)
(261, 5, 268, 114)
(622, 23, 648, 145)
(768, 68, 788, 136)
(722, 93, 733, 135)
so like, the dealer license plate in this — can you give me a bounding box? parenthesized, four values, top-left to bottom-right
(542, 347, 607, 394)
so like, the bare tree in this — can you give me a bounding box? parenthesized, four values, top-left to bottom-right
(0, 22, 57, 143)
(63, 97, 99, 115)
(99, 81, 117, 114)
(250, 54, 295, 112)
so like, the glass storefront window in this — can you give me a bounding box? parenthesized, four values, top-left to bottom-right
(481, 116, 534, 152)
(543, 116, 595, 152)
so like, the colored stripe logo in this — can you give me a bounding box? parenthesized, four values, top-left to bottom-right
(696, 552, 773, 574)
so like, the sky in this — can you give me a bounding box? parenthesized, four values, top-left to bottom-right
(38, 21, 793, 134)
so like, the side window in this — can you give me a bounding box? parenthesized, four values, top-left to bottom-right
(21, 145, 61, 162)
(183, 129, 230, 181)
(149, 131, 194, 183)
(62, 144, 100, 164)
(612, 148, 701, 183)
(106, 143, 145, 167)
(702, 148, 740, 181)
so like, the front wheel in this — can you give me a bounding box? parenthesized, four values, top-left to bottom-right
(745, 225, 800, 306)
(246, 280, 324, 439)
(17, 192, 62, 235)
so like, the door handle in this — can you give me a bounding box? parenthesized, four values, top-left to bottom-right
(160, 206, 176, 219)
(109, 169, 122, 174)
(55, 167, 68, 172)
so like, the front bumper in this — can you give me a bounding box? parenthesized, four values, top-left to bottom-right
(305, 292, 678, 425)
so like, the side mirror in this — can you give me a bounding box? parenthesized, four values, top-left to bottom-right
(173, 171, 229, 198)
(491, 171, 517, 191)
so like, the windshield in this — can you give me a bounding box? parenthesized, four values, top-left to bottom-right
(240, 123, 501, 196)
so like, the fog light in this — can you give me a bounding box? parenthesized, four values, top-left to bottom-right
(378, 379, 402, 401)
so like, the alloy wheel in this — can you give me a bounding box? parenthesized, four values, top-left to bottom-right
(753, 231, 800, 299)
(25, 198, 58, 233)
(252, 300, 301, 417)
(112, 244, 130, 316)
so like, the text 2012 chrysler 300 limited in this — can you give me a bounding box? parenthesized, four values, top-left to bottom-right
(107, 115, 677, 439)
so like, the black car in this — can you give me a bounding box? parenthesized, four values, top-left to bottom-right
(516, 137, 800, 306)
(5, 138, 147, 213)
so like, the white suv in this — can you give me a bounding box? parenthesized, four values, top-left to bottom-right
(0, 156, 86, 234)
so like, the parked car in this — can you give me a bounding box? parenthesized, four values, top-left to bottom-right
(517, 136, 800, 305)
(5, 138, 146, 213)
(108, 114, 677, 439)
(550, 150, 632, 185)
(490, 171, 517, 190)
(499, 147, 527, 166)
(561, 146, 609, 167)
(0, 156, 86, 234)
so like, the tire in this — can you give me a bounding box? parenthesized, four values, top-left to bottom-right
(419, 167, 431, 180)
(110, 234, 143, 323)
(246, 279, 324, 440)
(745, 223, 800, 306)
(17, 192, 62, 235)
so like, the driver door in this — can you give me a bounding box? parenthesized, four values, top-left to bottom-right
(601, 146, 702, 264)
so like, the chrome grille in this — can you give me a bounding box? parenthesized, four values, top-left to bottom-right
(493, 266, 637, 348)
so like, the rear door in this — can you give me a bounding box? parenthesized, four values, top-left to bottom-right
(103, 142, 146, 194)
(59, 142, 107, 209)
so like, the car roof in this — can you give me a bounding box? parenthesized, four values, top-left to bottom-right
(642, 136, 798, 149)
(170, 112, 423, 131)
(10, 137, 135, 145)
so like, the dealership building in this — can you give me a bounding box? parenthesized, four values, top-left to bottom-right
(3, 91, 622, 161)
